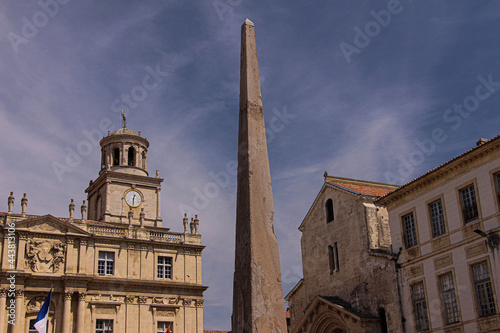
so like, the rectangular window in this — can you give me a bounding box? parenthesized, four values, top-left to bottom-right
(460, 184, 479, 223)
(412, 282, 429, 331)
(402, 213, 417, 248)
(440, 273, 460, 324)
(158, 256, 173, 279)
(96, 319, 113, 333)
(29, 319, 37, 333)
(157, 321, 173, 333)
(334, 242, 339, 272)
(328, 245, 334, 274)
(328, 243, 339, 274)
(472, 262, 496, 317)
(494, 172, 500, 207)
(98, 251, 114, 276)
(429, 199, 446, 238)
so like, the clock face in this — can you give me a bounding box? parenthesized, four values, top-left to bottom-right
(125, 190, 142, 207)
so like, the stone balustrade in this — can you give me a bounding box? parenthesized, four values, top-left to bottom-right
(87, 224, 128, 237)
(148, 230, 183, 243)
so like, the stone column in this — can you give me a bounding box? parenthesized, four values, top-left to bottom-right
(0, 288, 7, 333)
(62, 291, 72, 333)
(14, 289, 24, 332)
(121, 143, 126, 165)
(75, 292, 86, 333)
(135, 144, 139, 167)
(106, 145, 111, 168)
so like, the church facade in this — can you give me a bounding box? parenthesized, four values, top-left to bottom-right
(286, 175, 403, 333)
(0, 126, 206, 332)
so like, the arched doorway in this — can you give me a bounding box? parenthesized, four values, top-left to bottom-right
(310, 311, 349, 333)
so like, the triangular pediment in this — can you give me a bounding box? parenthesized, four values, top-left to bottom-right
(299, 183, 355, 231)
(13, 215, 90, 236)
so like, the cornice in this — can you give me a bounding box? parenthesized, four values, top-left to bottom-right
(100, 133, 149, 147)
(86, 171, 163, 193)
(377, 136, 500, 207)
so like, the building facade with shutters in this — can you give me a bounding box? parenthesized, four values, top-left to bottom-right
(377, 136, 500, 332)
(0, 126, 207, 333)
(285, 175, 403, 333)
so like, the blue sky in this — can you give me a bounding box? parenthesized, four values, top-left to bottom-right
(2, 0, 500, 330)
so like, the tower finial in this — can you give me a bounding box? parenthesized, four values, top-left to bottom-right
(121, 105, 127, 128)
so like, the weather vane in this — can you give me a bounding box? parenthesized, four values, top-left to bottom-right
(121, 105, 127, 128)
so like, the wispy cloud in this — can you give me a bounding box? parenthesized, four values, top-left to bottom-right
(1, 1, 500, 330)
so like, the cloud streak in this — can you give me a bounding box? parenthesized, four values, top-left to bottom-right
(1, 1, 500, 330)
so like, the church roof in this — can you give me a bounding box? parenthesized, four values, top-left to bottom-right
(325, 175, 398, 197)
(298, 175, 398, 231)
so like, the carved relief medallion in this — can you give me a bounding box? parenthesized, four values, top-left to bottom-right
(26, 240, 66, 273)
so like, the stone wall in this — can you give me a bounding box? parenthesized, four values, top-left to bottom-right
(288, 184, 402, 332)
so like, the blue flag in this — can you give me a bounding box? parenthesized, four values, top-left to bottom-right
(34, 289, 52, 333)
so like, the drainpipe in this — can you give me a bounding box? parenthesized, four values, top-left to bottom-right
(393, 247, 406, 333)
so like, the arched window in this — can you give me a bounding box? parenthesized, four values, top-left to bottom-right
(326, 198, 334, 223)
(378, 308, 388, 333)
(113, 148, 120, 166)
(128, 147, 135, 166)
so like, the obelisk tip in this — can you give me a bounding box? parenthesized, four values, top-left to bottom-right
(243, 18, 254, 26)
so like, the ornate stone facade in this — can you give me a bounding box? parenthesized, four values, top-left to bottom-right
(0, 126, 207, 333)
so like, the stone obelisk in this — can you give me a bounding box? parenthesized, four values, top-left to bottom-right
(232, 19, 287, 333)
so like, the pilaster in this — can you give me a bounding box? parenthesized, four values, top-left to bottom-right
(15, 233, 27, 272)
(1, 233, 10, 271)
(78, 239, 88, 274)
(0, 288, 7, 333)
(65, 237, 77, 274)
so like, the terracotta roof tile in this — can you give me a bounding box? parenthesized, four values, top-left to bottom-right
(334, 182, 394, 197)
(324, 175, 398, 197)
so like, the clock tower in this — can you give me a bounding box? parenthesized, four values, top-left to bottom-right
(85, 126, 163, 227)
